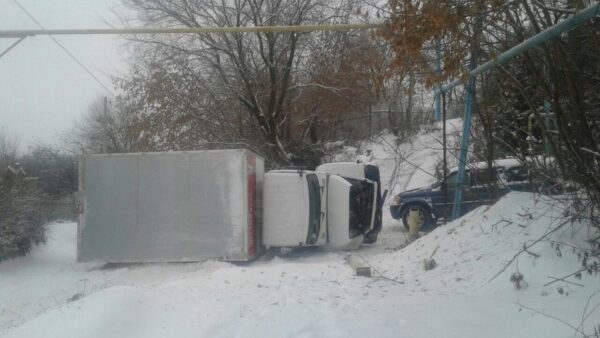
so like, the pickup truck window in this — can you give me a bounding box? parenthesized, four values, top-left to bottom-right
(505, 166, 528, 182)
(306, 174, 321, 244)
(445, 171, 470, 187)
(470, 168, 498, 186)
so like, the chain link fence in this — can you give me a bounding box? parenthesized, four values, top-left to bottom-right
(332, 104, 434, 140)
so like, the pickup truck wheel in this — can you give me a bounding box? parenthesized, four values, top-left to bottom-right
(401, 205, 434, 232)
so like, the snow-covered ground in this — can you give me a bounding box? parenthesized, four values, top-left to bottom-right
(2, 119, 599, 338)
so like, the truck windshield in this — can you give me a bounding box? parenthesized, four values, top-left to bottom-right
(306, 174, 321, 244)
(346, 178, 375, 238)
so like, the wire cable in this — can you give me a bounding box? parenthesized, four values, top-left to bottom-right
(0, 36, 25, 58)
(12, 0, 113, 95)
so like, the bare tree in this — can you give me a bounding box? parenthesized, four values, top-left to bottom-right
(67, 96, 138, 154)
(288, 28, 391, 143)
(0, 129, 49, 261)
(120, 0, 366, 163)
(0, 128, 18, 174)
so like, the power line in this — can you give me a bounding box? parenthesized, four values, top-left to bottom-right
(12, 0, 114, 95)
(0, 36, 25, 59)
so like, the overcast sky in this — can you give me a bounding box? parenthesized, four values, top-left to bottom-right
(0, 0, 127, 151)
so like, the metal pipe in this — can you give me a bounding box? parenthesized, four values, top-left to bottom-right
(0, 23, 380, 38)
(440, 3, 600, 94)
(451, 57, 477, 220)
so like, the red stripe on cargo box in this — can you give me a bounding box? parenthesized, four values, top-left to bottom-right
(247, 155, 257, 256)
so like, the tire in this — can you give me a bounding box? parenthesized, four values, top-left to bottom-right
(401, 204, 434, 232)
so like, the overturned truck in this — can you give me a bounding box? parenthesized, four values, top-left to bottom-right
(77, 149, 383, 262)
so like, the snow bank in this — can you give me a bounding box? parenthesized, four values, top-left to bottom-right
(4, 193, 598, 337)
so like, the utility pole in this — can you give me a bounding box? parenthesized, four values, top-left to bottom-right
(368, 80, 373, 139)
(442, 92, 448, 213)
(103, 97, 109, 116)
(103, 97, 109, 154)
(434, 38, 442, 122)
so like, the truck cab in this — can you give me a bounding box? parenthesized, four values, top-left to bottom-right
(262, 162, 383, 250)
(316, 162, 384, 244)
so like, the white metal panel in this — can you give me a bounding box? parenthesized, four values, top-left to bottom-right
(262, 172, 308, 247)
(326, 175, 362, 249)
(316, 162, 365, 180)
(78, 149, 262, 262)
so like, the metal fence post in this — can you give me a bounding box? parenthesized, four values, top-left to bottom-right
(451, 57, 477, 220)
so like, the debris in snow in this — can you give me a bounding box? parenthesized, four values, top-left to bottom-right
(557, 286, 571, 296)
(510, 272, 527, 289)
(429, 245, 439, 258)
(544, 267, 587, 287)
(66, 293, 83, 303)
(422, 259, 437, 271)
(422, 244, 439, 271)
(345, 254, 372, 277)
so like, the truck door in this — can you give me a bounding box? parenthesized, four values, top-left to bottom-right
(326, 175, 363, 250)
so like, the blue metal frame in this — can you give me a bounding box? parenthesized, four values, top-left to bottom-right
(441, 4, 600, 94)
(442, 3, 599, 220)
(451, 55, 477, 220)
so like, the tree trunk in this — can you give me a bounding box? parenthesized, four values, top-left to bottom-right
(405, 72, 416, 136)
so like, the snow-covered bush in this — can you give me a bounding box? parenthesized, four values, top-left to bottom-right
(19, 146, 78, 222)
(0, 168, 49, 261)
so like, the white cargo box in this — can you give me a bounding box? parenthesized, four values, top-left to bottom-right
(77, 149, 263, 262)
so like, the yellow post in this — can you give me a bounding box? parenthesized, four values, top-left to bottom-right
(408, 208, 420, 240)
(408, 208, 421, 240)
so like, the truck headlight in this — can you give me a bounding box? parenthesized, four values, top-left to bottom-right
(390, 195, 401, 206)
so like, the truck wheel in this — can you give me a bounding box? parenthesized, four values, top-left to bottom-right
(401, 205, 434, 232)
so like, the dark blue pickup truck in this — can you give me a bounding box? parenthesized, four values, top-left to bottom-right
(389, 159, 536, 231)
